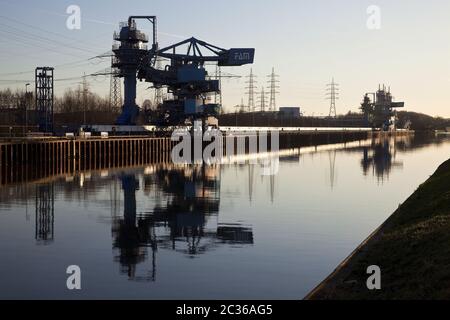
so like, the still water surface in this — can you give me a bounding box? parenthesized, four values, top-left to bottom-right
(0, 134, 449, 299)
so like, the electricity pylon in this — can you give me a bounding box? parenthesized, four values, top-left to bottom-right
(257, 87, 267, 112)
(214, 65, 222, 106)
(109, 56, 122, 113)
(267, 67, 280, 111)
(245, 68, 257, 112)
(326, 77, 339, 118)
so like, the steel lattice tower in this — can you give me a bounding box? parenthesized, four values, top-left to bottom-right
(240, 97, 245, 112)
(110, 57, 122, 113)
(245, 68, 257, 112)
(154, 57, 164, 107)
(326, 77, 339, 118)
(214, 65, 222, 106)
(257, 87, 267, 112)
(82, 73, 89, 125)
(35, 67, 54, 133)
(267, 67, 280, 111)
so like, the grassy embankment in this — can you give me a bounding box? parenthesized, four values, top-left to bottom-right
(307, 158, 450, 299)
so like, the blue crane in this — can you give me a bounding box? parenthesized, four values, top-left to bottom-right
(112, 16, 254, 126)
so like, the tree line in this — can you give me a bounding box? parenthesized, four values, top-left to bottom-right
(0, 86, 114, 113)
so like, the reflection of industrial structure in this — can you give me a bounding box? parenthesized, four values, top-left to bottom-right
(360, 137, 405, 179)
(112, 15, 254, 126)
(360, 85, 404, 130)
(112, 174, 155, 281)
(35, 67, 54, 133)
(35, 183, 54, 244)
(111, 165, 253, 281)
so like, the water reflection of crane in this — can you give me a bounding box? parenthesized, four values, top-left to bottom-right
(361, 137, 403, 180)
(112, 174, 157, 281)
(111, 164, 254, 282)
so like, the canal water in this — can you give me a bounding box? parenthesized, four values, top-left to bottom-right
(0, 134, 449, 299)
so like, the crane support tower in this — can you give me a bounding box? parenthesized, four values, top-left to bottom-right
(112, 16, 157, 125)
(112, 16, 255, 126)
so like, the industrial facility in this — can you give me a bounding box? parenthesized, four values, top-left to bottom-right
(111, 16, 254, 128)
(360, 85, 405, 130)
(0, 15, 410, 137)
(6, 1, 450, 305)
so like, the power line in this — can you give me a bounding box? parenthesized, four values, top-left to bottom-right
(0, 56, 108, 77)
(0, 73, 102, 85)
(0, 28, 90, 59)
(0, 15, 108, 52)
(0, 22, 92, 52)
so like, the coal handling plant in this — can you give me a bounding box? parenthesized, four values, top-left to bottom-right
(360, 85, 405, 131)
(107, 15, 254, 131)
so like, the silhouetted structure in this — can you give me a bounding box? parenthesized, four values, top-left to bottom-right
(111, 165, 254, 281)
(326, 78, 339, 118)
(35, 67, 54, 132)
(267, 67, 280, 112)
(360, 137, 404, 179)
(360, 85, 404, 130)
(245, 68, 257, 112)
(109, 57, 122, 113)
(35, 183, 54, 244)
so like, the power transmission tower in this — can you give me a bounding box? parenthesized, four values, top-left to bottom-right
(240, 97, 245, 112)
(214, 65, 222, 106)
(82, 73, 89, 125)
(245, 68, 257, 112)
(267, 67, 280, 111)
(154, 57, 163, 106)
(257, 87, 267, 112)
(110, 56, 122, 113)
(326, 77, 339, 118)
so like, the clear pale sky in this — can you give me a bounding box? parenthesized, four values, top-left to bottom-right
(0, 0, 449, 117)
